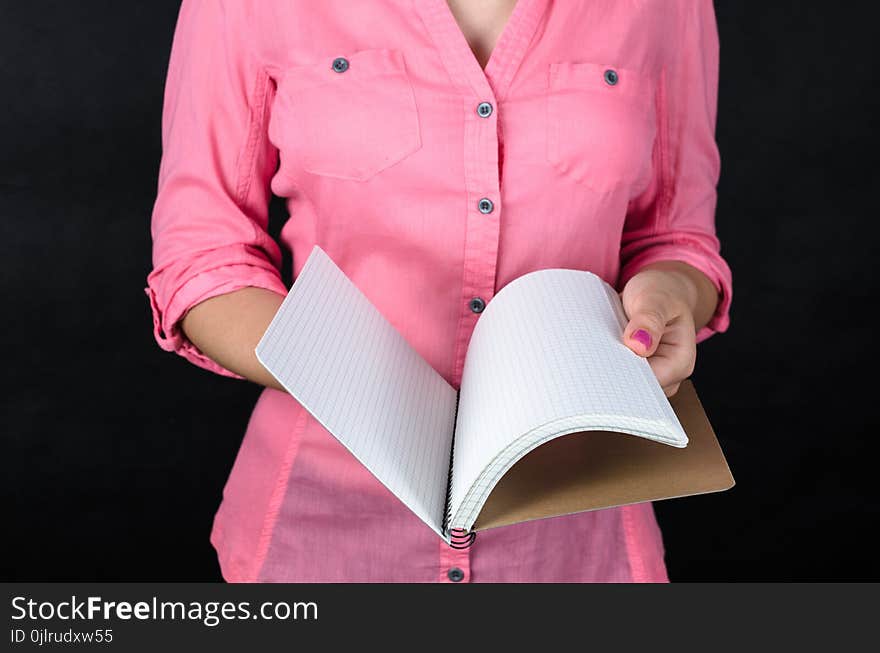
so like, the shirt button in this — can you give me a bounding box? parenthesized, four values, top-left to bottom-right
(447, 567, 465, 582)
(603, 68, 619, 86)
(476, 101, 493, 118)
(469, 297, 486, 314)
(331, 57, 349, 73)
(478, 198, 494, 214)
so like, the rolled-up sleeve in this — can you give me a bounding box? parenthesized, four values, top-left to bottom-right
(618, 0, 732, 343)
(144, 0, 288, 378)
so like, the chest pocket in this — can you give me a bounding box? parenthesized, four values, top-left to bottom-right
(546, 62, 657, 195)
(271, 48, 422, 182)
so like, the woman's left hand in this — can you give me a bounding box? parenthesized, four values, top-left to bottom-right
(620, 262, 717, 397)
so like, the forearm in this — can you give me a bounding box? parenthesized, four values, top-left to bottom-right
(180, 286, 286, 391)
(637, 261, 720, 331)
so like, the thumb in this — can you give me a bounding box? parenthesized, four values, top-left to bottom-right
(622, 301, 668, 357)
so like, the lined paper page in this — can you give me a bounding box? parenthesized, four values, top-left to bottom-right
(255, 246, 458, 538)
(449, 269, 688, 530)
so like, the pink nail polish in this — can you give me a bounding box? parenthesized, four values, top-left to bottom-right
(632, 329, 652, 350)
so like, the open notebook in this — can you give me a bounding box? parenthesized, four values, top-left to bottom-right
(255, 246, 734, 545)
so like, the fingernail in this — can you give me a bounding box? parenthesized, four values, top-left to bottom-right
(632, 329, 652, 350)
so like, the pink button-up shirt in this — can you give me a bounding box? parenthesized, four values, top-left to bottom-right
(145, 0, 732, 582)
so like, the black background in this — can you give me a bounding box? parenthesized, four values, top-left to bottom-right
(2, 2, 877, 581)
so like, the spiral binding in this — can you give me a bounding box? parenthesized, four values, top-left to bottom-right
(448, 528, 476, 549)
(441, 393, 476, 550)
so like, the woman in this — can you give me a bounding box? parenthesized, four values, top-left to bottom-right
(145, 0, 732, 582)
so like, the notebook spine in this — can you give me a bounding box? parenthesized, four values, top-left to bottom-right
(441, 391, 476, 550)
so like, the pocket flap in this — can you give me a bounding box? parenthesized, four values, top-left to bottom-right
(278, 48, 412, 93)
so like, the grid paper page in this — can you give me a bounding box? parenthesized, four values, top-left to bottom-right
(254, 246, 458, 538)
(449, 268, 688, 530)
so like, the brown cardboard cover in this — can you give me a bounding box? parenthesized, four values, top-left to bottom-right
(473, 379, 734, 531)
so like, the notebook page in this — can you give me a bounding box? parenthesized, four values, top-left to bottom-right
(448, 268, 688, 530)
(255, 246, 458, 538)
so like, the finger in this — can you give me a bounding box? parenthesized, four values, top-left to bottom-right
(622, 299, 670, 357)
(662, 381, 681, 398)
(646, 342, 694, 388)
(645, 321, 696, 389)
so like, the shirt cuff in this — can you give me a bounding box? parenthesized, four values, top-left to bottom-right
(145, 263, 288, 378)
(618, 241, 732, 344)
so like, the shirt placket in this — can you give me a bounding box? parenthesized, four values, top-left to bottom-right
(436, 91, 498, 585)
(416, 0, 547, 584)
(452, 91, 502, 383)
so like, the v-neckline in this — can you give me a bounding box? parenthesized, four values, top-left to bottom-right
(441, 0, 520, 74)
(416, 0, 546, 102)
